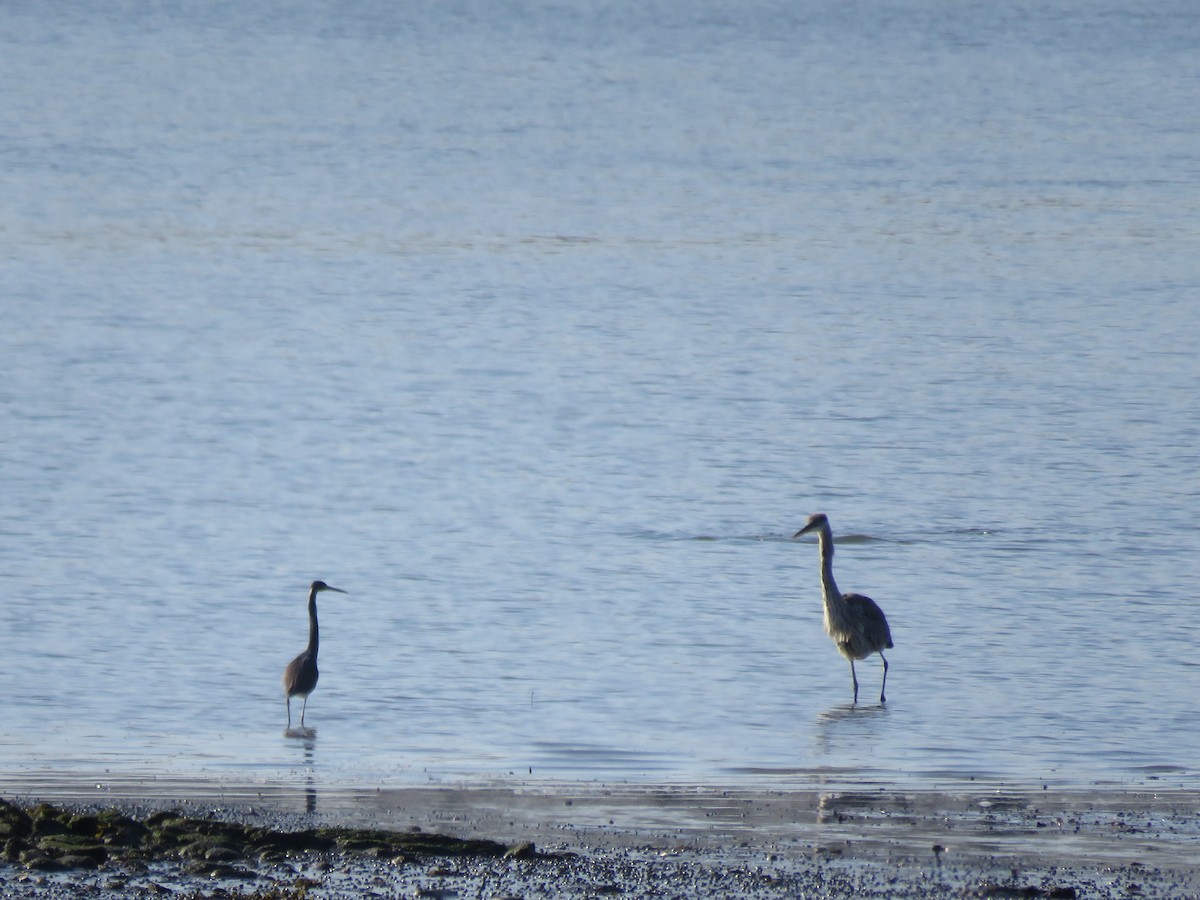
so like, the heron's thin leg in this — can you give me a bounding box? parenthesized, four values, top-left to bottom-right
(850, 660, 859, 703)
(879, 652, 889, 704)
(286, 697, 292, 729)
(300, 696, 309, 727)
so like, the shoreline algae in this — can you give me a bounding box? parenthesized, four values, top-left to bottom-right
(2, 796, 514, 876)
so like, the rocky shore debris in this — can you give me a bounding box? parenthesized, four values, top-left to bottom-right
(3, 793, 1198, 899)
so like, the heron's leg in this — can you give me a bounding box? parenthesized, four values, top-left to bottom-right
(879, 652, 889, 704)
(286, 696, 292, 729)
(300, 696, 309, 727)
(850, 660, 859, 703)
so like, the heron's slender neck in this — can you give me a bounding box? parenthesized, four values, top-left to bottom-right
(815, 526, 842, 603)
(306, 587, 320, 658)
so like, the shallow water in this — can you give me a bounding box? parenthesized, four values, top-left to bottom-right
(2, 0, 1199, 796)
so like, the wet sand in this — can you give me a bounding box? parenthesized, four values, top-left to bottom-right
(3, 775, 1198, 897)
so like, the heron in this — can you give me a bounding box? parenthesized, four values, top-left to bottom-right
(283, 580, 347, 728)
(794, 513, 893, 703)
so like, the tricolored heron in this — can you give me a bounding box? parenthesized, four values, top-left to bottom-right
(283, 580, 347, 727)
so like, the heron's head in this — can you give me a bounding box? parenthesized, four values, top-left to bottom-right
(311, 580, 348, 595)
(793, 512, 829, 539)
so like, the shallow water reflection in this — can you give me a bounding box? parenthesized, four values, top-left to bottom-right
(284, 732, 318, 814)
(811, 703, 893, 773)
(816, 703, 889, 726)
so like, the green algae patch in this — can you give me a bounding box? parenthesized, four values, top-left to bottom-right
(0, 797, 511, 872)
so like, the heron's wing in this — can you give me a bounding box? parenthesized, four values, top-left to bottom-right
(283, 650, 318, 693)
(843, 593, 894, 648)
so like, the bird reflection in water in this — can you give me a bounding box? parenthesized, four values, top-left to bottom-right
(282, 728, 318, 814)
(817, 702, 889, 725)
(814, 701, 889, 760)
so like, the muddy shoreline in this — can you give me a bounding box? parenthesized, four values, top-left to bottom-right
(2, 776, 1197, 897)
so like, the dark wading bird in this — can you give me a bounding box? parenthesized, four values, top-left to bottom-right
(794, 513, 893, 703)
(283, 580, 347, 728)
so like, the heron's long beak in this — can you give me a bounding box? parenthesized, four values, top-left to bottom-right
(326, 586, 348, 594)
(794, 527, 813, 539)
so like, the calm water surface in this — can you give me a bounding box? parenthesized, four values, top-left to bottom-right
(2, 1, 1199, 797)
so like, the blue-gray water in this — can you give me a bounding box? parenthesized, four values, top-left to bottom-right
(2, 0, 1199, 795)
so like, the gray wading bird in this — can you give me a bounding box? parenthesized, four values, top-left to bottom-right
(794, 514, 892, 703)
(283, 580, 347, 727)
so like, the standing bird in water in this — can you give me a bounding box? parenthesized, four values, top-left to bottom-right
(794, 513, 893, 703)
(283, 580, 347, 728)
